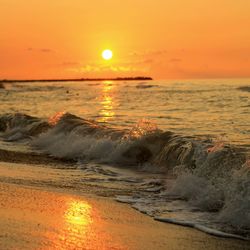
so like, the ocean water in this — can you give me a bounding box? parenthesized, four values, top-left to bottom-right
(1, 79, 250, 147)
(0, 79, 250, 239)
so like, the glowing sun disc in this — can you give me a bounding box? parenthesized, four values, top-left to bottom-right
(102, 49, 113, 60)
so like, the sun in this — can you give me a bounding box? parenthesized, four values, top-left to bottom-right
(102, 49, 113, 60)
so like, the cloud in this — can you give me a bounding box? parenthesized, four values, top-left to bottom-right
(26, 48, 54, 53)
(67, 63, 147, 74)
(115, 58, 154, 67)
(40, 48, 53, 53)
(78, 65, 136, 73)
(141, 58, 154, 64)
(60, 61, 80, 67)
(129, 49, 167, 57)
(126, 50, 167, 68)
(169, 58, 182, 63)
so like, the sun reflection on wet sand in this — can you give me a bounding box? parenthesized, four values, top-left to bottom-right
(98, 81, 116, 123)
(64, 200, 92, 227)
(46, 198, 126, 250)
(53, 199, 93, 249)
(0, 182, 127, 250)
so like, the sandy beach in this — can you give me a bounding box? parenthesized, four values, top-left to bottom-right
(1, 0, 250, 248)
(0, 181, 249, 250)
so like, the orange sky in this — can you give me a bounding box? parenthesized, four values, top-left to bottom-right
(0, 0, 250, 79)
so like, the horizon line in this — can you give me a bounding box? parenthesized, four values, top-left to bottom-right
(0, 76, 153, 83)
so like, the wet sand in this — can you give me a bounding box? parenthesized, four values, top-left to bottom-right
(0, 182, 249, 250)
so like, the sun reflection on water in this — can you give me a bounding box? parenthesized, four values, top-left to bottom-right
(98, 81, 116, 123)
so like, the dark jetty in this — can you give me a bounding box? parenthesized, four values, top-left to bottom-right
(0, 76, 153, 83)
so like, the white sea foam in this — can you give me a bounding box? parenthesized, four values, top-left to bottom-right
(32, 130, 132, 164)
(154, 217, 248, 240)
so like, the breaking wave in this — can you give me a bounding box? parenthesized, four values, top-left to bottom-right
(136, 83, 156, 89)
(0, 112, 249, 238)
(237, 86, 250, 93)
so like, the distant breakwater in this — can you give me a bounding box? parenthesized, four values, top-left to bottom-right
(0, 76, 153, 83)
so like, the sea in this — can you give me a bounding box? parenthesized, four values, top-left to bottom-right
(0, 79, 249, 239)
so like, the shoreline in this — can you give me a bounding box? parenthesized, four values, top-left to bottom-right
(0, 181, 250, 249)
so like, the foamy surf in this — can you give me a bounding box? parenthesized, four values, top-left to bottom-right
(154, 217, 248, 240)
(0, 112, 249, 239)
